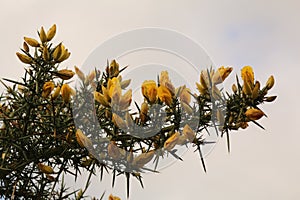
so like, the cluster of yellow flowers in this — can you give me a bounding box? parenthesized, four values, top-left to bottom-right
(7, 24, 276, 199)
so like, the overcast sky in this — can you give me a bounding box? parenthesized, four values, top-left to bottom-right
(1, 1, 300, 199)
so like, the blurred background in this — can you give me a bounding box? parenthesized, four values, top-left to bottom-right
(0, 0, 299, 199)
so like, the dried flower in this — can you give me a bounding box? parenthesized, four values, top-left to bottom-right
(212, 66, 233, 84)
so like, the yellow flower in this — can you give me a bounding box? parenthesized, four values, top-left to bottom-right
(141, 80, 158, 104)
(37, 163, 54, 174)
(182, 124, 195, 142)
(108, 77, 122, 105)
(42, 81, 55, 98)
(245, 108, 264, 120)
(94, 91, 110, 107)
(212, 66, 233, 84)
(132, 150, 155, 168)
(157, 85, 172, 106)
(241, 66, 254, 86)
(164, 132, 180, 151)
(108, 194, 121, 200)
(60, 84, 74, 103)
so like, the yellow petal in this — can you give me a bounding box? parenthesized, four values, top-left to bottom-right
(46, 24, 56, 41)
(164, 132, 180, 151)
(245, 108, 264, 120)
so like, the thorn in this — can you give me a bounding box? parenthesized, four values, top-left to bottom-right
(226, 131, 230, 153)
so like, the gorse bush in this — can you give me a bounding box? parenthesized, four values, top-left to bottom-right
(0, 24, 276, 199)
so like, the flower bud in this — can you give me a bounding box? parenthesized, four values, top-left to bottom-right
(55, 69, 75, 80)
(46, 24, 56, 41)
(182, 124, 195, 143)
(164, 132, 180, 151)
(181, 101, 193, 115)
(140, 102, 149, 123)
(108, 141, 124, 160)
(232, 83, 238, 94)
(37, 163, 54, 174)
(265, 96, 277, 102)
(196, 82, 207, 95)
(179, 86, 191, 105)
(132, 150, 155, 168)
(252, 81, 260, 100)
(94, 91, 110, 107)
(23, 42, 30, 52)
(74, 66, 86, 82)
(265, 75, 275, 90)
(75, 129, 93, 149)
(121, 79, 131, 89)
(42, 46, 50, 61)
(119, 89, 132, 110)
(16, 52, 32, 64)
(52, 43, 62, 61)
(61, 84, 73, 103)
(24, 37, 40, 47)
(39, 26, 47, 43)
(245, 108, 264, 120)
(112, 113, 127, 130)
(42, 81, 55, 98)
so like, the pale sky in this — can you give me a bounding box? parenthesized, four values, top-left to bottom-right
(1, 1, 300, 199)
